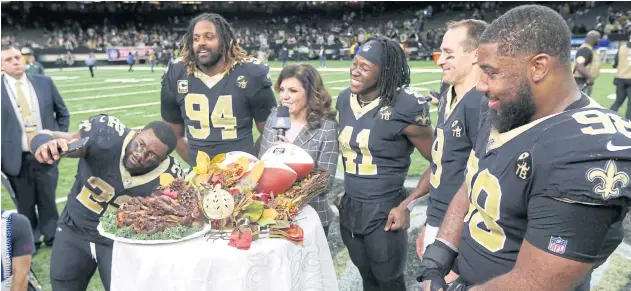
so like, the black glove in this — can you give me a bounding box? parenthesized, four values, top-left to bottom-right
(446, 278, 470, 291)
(416, 240, 458, 291)
(614, 78, 618, 86)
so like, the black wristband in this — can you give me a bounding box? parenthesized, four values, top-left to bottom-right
(29, 134, 53, 153)
(424, 239, 458, 275)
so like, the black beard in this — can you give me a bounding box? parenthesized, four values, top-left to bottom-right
(488, 81, 536, 133)
(195, 49, 222, 68)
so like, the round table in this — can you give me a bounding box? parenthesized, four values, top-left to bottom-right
(110, 205, 339, 291)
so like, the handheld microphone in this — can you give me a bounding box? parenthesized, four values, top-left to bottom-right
(425, 90, 440, 102)
(273, 106, 291, 139)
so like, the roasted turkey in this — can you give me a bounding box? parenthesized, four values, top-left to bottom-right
(116, 190, 204, 235)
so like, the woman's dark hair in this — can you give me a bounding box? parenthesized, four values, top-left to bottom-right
(274, 64, 337, 129)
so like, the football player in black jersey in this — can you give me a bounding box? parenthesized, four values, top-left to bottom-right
(337, 36, 434, 291)
(161, 13, 277, 166)
(29, 115, 182, 291)
(418, 5, 631, 291)
(416, 20, 488, 269)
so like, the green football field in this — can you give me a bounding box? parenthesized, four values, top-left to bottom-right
(0, 60, 626, 291)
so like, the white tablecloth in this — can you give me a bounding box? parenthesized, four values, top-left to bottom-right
(110, 205, 339, 291)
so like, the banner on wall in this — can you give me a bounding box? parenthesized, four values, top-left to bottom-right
(106, 46, 154, 61)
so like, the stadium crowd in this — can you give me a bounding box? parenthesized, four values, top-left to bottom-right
(1, 2, 631, 291)
(3, 1, 629, 64)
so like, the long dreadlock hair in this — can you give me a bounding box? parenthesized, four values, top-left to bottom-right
(180, 13, 249, 75)
(365, 36, 411, 109)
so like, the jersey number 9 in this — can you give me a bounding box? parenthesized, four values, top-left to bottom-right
(185, 94, 237, 140)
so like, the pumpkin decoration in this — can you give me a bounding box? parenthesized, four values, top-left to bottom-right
(201, 184, 235, 220)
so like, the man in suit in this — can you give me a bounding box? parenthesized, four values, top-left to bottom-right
(1, 45, 70, 248)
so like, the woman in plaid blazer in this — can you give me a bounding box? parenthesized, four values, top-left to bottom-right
(258, 64, 339, 237)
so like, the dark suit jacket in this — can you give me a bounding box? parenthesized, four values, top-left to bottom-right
(1, 74, 70, 176)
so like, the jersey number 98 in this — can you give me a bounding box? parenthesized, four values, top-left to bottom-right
(185, 94, 237, 140)
(464, 151, 507, 252)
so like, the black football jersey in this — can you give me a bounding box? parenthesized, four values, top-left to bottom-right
(426, 86, 487, 227)
(455, 96, 631, 285)
(161, 58, 277, 165)
(336, 87, 432, 202)
(62, 115, 183, 244)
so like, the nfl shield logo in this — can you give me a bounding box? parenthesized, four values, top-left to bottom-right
(548, 237, 567, 254)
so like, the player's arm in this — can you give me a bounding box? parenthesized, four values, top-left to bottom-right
(28, 129, 84, 164)
(399, 123, 434, 208)
(417, 182, 468, 289)
(436, 181, 469, 247)
(248, 75, 277, 156)
(10, 213, 35, 291)
(468, 196, 621, 291)
(160, 65, 189, 164)
(574, 47, 594, 84)
(168, 122, 189, 165)
(385, 99, 434, 231)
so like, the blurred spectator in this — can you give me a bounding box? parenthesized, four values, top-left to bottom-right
(55, 55, 63, 71)
(148, 51, 156, 73)
(85, 52, 95, 77)
(25, 56, 44, 76)
(126, 52, 134, 72)
(319, 45, 326, 68)
(64, 51, 74, 67)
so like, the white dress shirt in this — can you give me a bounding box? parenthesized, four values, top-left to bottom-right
(3, 73, 43, 151)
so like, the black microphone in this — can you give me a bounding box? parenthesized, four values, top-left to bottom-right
(273, 106, 291, 139)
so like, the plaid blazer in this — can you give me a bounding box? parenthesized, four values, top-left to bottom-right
(258, 107, 339, 227)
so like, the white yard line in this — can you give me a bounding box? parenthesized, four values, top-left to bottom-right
(65, 90, 160, 102)
(410, 80, 442, 86)
(326, 79, 351, 84)
(73, 102, 160, 114)
(61, 83, 157, 94)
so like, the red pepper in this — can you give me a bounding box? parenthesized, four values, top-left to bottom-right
(162, 189, 177, 199)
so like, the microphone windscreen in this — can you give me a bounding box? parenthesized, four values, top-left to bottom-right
(277, 106, 290, 118)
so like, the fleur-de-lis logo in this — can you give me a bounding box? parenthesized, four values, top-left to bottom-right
(415, 114, 430, 126)
(586, 160, 629, 200)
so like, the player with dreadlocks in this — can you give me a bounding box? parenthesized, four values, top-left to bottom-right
(161, 13, 277, 165)
(336, 35, 434, 291)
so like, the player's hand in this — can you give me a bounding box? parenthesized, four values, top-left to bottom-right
(385, 205, 410, 231)
(423, 280, 444, 291)
(420, 277, 448, 291)
(34, 138, 71, 164)
(416, 227, 426, 259)
(586, 77, 595, 86)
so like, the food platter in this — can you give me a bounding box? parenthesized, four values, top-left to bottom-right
(97, 222, 212, 245)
